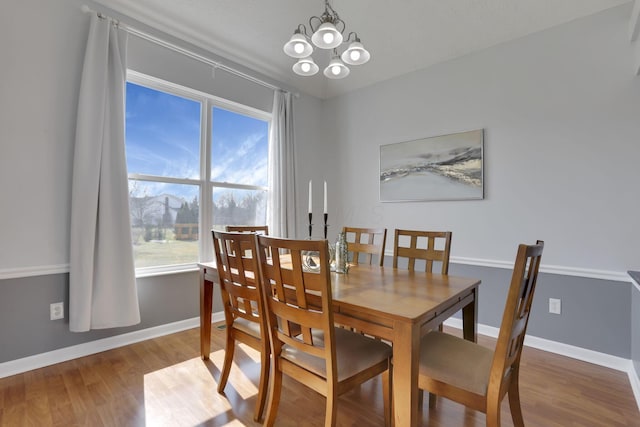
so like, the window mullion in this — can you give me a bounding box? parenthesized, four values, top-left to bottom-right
(200, 98, 213, 263)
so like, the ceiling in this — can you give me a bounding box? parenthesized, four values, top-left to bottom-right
(92, 0, 630, 99)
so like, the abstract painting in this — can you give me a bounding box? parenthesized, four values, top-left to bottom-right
(379, 129, 484, 202)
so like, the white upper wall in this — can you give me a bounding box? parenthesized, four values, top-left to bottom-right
(321, 4, 640, 274)
(0, 0, 323, 272)
(2, 0, 638, 276)
(0, 0, 87, 272)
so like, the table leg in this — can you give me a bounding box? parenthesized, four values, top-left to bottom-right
(392, 320, 420, 427)
(462, 286, 478, 342)
(200, 268, 213, 360)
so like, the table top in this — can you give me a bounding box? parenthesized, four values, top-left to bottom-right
(331, 264, 479, 321)
(200, 261, 479, 323)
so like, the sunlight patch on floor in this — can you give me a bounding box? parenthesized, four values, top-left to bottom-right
(144, 355, 233, 426)
(237, 342, 261, 363)
(210, 347, 259, 399)
(221, 420, 248, 427)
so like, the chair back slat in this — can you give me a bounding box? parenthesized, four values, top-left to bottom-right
(490, 241, 544, 393)
(393, 229, 452, 274)
(343, 227, 387, 266)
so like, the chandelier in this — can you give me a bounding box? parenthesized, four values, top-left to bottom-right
(283, 0, 371, 79)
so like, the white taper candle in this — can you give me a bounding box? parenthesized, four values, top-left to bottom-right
(324, 181, 327, 214)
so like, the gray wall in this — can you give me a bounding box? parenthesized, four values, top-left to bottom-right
(0, 272, 199, 362)
(449, 264, 631, 357)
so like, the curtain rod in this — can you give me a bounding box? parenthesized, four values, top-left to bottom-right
(81, 5, 292, 95)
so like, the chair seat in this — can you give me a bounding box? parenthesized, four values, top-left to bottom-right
(419, 331, 493, 395)
(232, 317, 262, 338)
(282, 327, 392, 382)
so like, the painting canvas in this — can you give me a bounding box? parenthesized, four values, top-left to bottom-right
(379, 129, 484, 202)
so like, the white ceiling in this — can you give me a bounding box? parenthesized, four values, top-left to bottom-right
(92, 0, 630, 99)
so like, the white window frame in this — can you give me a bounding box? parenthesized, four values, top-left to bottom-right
(126, 71, 271, 277)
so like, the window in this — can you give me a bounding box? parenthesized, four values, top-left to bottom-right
(125, 73, 270, 272)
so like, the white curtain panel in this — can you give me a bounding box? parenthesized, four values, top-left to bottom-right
(69, 14, 140, 332)
(268, 90, 297, 238)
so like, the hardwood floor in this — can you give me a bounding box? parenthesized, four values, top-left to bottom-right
(1, 324, 638, 426)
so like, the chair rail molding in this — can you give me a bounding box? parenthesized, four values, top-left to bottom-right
(0, 264, 70, 280)
(3, 256, 634, 283)
(0, 263, 202, 280)
(450, 255, 632, 283)
(384, 250, 632, 283)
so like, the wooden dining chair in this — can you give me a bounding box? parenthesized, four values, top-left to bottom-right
(393, 228, 452, 336)
(342, 226, 387, 266)
(418, 240, 544, 427)
(211, 230, 269, 422)
(392, 229, 452, 273)
(225, 225, 269, 235)
(255, 235, 393, 427)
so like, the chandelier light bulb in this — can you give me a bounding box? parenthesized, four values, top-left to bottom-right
(323, 55, 349, 79)
(311, 22, 343, 49)
(293, 57, 319, 76)
(284, 31, 313, 58)
(341, 40, 370, 65)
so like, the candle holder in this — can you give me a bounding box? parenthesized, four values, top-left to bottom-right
(323, 213, 328, 239)
(308, 212, 313, 239)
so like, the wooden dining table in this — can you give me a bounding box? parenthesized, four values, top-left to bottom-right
(198, 261, 480, 427)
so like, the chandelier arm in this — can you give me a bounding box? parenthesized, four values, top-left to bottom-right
(325, 0, 338, 20)
(297, 23, 311, 39)
(309, 15, 323, 32)
(344, 32, 358, 43)
(333, 18, 346, 35)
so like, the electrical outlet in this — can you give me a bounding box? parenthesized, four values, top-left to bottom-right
(548, 298, 561, 315)
(50, 302, 64, 320)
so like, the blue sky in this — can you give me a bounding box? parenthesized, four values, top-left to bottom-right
(125, 82, 268, 189)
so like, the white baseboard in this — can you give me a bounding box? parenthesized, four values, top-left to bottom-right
(0, 312, 225, 379)
(444, 318, 640, 411)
